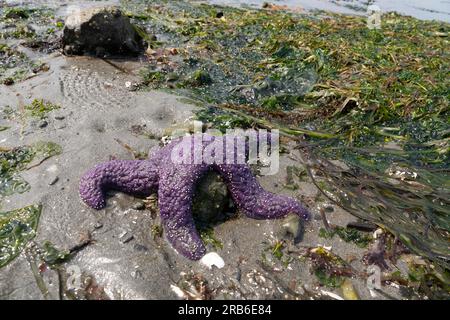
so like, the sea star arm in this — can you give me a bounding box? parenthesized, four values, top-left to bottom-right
(158, 164, 208, 260)
(79, 160, 159, 209)
(216, 164, 310, 220)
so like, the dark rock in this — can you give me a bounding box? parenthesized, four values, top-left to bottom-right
(62, 7, 143, 56)
(119, 231, 134, 244)
(94, 222, 103, 229)
(3, 78, 14, 86)
(133, 244, 149, 252)
(347, 220, 378, 232)
(48, 176, 59, 186)
(280, 214, 304, 243)
(38, 120, 48, 128)
(132, 201, 145, 210)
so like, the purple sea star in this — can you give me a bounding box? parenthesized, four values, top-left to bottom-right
(79, 134, 310, 260)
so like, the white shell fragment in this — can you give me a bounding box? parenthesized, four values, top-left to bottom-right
(200, 252, 225, 269)
(321, 290, 344, 300)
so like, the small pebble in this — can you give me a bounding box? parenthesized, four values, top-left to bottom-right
(48, 176, 59, 186)
(133, 244, 148, 252)
(94, 222, 103, 229)
(122, 235, 134, 244)
(119, 232, 134, 244)
(234, 268, 242, 282)
(131, 270, 143, 279)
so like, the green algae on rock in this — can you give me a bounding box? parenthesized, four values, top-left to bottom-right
(0, 44, 34, 84)
(1, 6, 57, 40)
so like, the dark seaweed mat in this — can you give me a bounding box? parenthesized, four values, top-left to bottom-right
(306, 146, 450, 268)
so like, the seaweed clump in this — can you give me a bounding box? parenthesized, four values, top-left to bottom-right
(0, 205, 41, 268)
(0, 140, 62, 269)
(319, 226, 372, 248)
(0, 142, 62, 200)
(307, 246, 354, 288)
(24, 99, 60, 119)
(0, 146, 35, 197)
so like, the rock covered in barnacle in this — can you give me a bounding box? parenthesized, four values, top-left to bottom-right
(62, 6, 143, 56)
(192, 171, 231, 224)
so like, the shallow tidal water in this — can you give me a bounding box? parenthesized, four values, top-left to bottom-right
(4, 0, 450, 21)
(207, 0, 450, 22)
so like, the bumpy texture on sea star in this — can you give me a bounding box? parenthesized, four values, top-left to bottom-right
(79, 134, 310, 260)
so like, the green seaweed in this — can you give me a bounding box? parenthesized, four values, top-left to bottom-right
(1, 6, 56, 40)
(0, 146, 35, 197)
(186, 69, 213, 87)
(307, 146, 449, 267)
(386, 256, 450, 299)
(195, 106, 253, 132)
(32, 141, 62, 159)
(4, 7, 33, 20)
(261, 239, 293, 267)
(319, 227, 372, 248)
(40, 241, 71, 267)
(407, 264, 450, 300)
(0, 204, 41, 268)
(135, 2, 447, 139)
(0, 44, 35, 84)
(199, 227, 223, 251)
(314, 269, 344, 288)
(24, 99, 60, 119)
(150, 223, 163, 239)
(1, 6, 58, 84)
(0, 142, 62, 200)
(307, 246, 353, 288)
